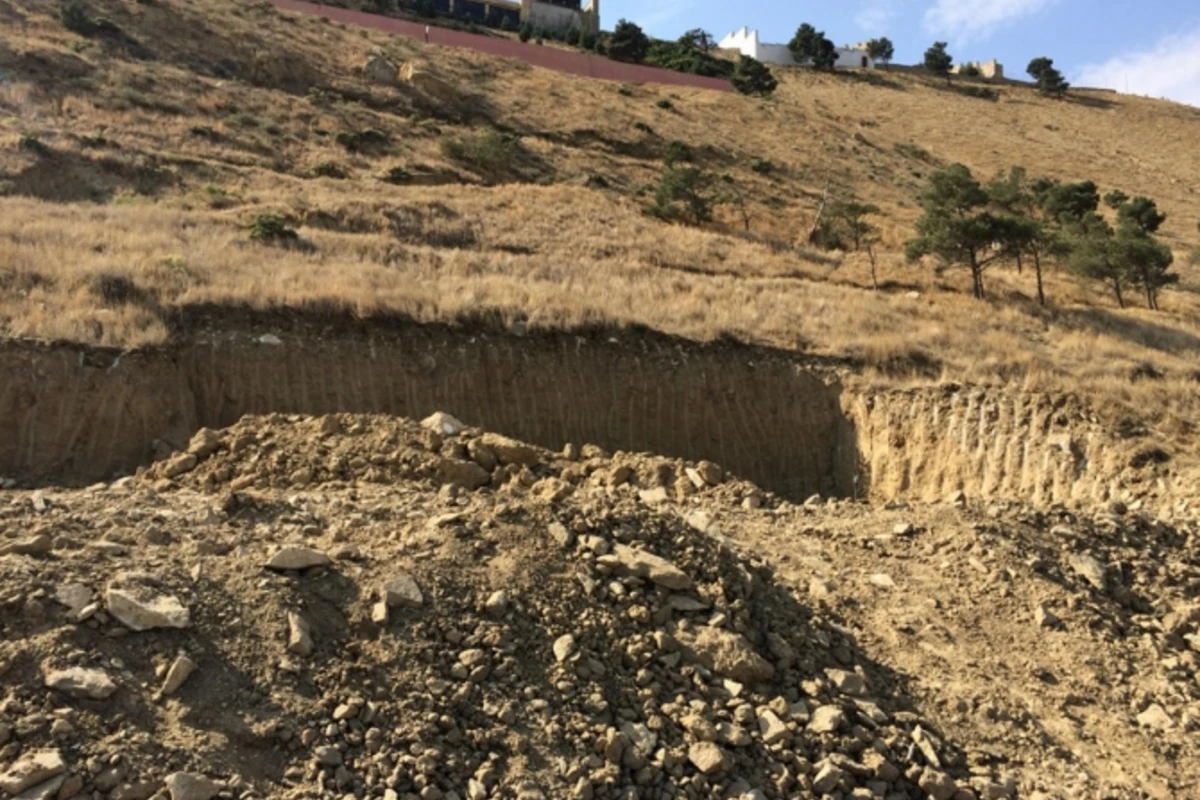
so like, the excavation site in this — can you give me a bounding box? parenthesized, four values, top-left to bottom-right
(3, 0, 1200, 797)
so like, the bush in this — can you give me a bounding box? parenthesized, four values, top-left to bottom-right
(499, 16, 514, 32)
(564, 26, 580, 46)
(441, 129, 528, 177)
(656, 98, 673, 110)
(633, 121, 654, 135)
(313, 161, 350, 179)
(58, 1, 120, 36)
(749, 157, 773, 174)
(518, 23, 532, 42)
(383, 165, 412, 183)
(580, 30, 597, 50)
(664, 139, 693, 165)
(731, 56, 777, 96)
(247, 212, 299, 243)
(617, 85, 634, 97)
(335, 127, 390, 153)
(18, 135, 51, 157)
(647, 165, 722, 226)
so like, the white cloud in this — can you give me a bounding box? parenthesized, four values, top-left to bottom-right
(923, 0, 1054, 43)
(1075, 27, 1200, 107)
(856, 0, 898, 32)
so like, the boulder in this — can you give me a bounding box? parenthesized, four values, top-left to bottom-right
(106, 575, 190, 631)
(44, 666, 117, 700)
(609, 544, 691, 590)
(477, 433, 539, 466)
(363, 52, 398, 85)
(164, 772, 222, 800)
(266, 546, 330, 571)
(676, 626, 774, 683)
(383, 574, 424, 608)
(0, 750, 66, 796)
(686, 742, 730, 775)
(287, 612, 314, 656)
(421, 411, 465, 436)
(436, 458, 491, 490)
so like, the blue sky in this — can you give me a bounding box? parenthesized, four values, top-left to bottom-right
(608, 0, 1200, 106)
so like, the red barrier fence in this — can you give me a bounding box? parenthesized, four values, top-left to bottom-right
(269, 0, 733, 92)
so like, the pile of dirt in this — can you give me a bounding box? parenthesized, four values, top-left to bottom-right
(0, 413, 1196, 800)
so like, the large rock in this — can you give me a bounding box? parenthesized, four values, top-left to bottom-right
(477, 433, 540, 466)
(0, 750, 66, 795)
(436, 458, 491, 490)
(44, 666, 117, 700)
(918, 768, 959, 800)
(266, 546, 330, 571)
(808, 705, 846, 734)
(1068, 552, 1108, 591)
(421, 411, 465, 436)
(609, 545, 692, 590)
(383, 574, 424, 608)
(400, 62, 464, 105)
(287, 612, 314, 656)
(686, 742, 730, 775)
(160, 655, 198, 696)
(0, 533, 53, 556)
(164, 772, 222, 800)
(363, 52, 398, 85)
(106, 575, 190, 631)
(812, 761, 845, 793)
(676, 626, 774, 683)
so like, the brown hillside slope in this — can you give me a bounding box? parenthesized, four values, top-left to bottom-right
(1, 0, 1199, 437)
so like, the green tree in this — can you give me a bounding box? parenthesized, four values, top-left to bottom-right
(679, 28, 715, 53)
(789, 23, 837, 70)
(648, 164, 723, 225)
(1026, 57, 1053, 81)
(865, 37, 894, 69)
(988, 166, 1066, 306)
(731, 56, 778, 96)
(1103, 189, 1129, 210)
(828, 201, 884, 289)
(518, 22, 532, 42)
(1035, 179, 1100, 224)
(1067, 212, 1127, 307)
(608, 19, 650, 63)
(1117, 196, 1167, 235)
(924, 42, 953, 84)
(905, 163, 1017, 299)
(1026, 56, 1070, 97)
(564, 26, 581, 46)
(1114, 229, 1176, 310)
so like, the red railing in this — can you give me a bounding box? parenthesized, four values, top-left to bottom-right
(268, 0, 733, 92)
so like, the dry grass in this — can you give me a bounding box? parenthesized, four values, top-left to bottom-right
(2, 0, 1200, 441)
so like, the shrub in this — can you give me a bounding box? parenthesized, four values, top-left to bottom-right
(247, 212, 299, 243)
(731, 56, 777, 96)
(18, 135, 52, 157)
(633, 121, 654, 134)
(313, 161, 350, 179)
(580, 30, 597, 50)
(500, 16, 514, 32)
(441, 129, 528, 178)
(564, 26, 580, 46)
(383, 165, 412, 183)
(647, 165, 722, 225)
(58, 1, 120, 36)
(656, 98, 673, 110)
(335, 127, 390, 153)
(749, 157, 773, 174)
(617, 85, 634, 97)
(663, 139, 693, 165)
(518, 23, 532, 42)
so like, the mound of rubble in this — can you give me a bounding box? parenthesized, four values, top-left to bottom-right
(1, 412, 1196, 800)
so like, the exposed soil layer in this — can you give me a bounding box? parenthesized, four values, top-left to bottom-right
(0, 313, 1184, 511)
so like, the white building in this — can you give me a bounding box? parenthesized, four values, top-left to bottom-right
(717, 27, 874, 69)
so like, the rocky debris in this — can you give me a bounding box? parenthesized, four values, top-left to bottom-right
(808, 705, 846, 734)
(363, 51, 398, 85)
(551, 634, 576, 662)
(686, 742, 731, 775)
(477, 433, 539, 466)
(160, 655, 198, 696)
(187, 428, 222, 459)
(1136, 704, 1173, 730)
(382, 573, 423, 608)
(54, 583, 92, 616)
(164, 772, 222, 800)
(676, 625, 775, 683)
(1068, 551, 1108, 591)
(286, 611, 313, 656)
(0, 533, 53, 556)
(106, 574, 190, 631)
(44, 666, 117, 700)
(812, 760, 844, 793)
(421, 411, 465, 436)
(919, 767, 960, 800)
(607, 544, 692, 590)
(265, 545, 331, 571)
(0, 750, 65, 795)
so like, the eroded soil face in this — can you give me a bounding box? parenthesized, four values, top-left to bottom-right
(0, 413, 1196, 800)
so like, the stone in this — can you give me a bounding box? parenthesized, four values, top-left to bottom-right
(160, 655, 198, 695)
(686, 742, 730, 775)
(315, 746, 342, 766)
(667, 595, 709, 613)
(825, 668, 867, 696)
(610, 544, 692, 590)
(12, 774, 65, 800)
(861, 750, 900, 782)
(677, 626, 775, 683)
(638, 487, 670, 505)
(1136, 703, 1172, 730)
(812, 762, 845, 793)
(164, 772, 221, 800)
(437, 458, 492, 490)
(696, 460, 723, 485)
(809, 578, 834, 598)
(422, 412, 465, 436)
(287, 612, 314, 656)
(757, 710, 790, 744)
(870, 573, 897, 589)
(383, 574, 424, 608)
(1068, 552, 1108, 591)
(162, 453, 198, 479)
(808, 705, 846, 734)
(0, 750, 66, 795)
(266, 546, 331, 571)
(371, 601, 389, 624)
(683, 468, 707, 490)
(918, 768, 958, 800)
(187, 429, 222, 458)
(1034, 603, 1060, 629)
(54, 584, 92, 614)
(912, 726, 943, 767)
(547, 522, 574, 548)
(552, 634, 577, 662)
(485, 590, 508, 616)
(106, 575, 190, 631)
(0, 534, 53, 556)
(44, 666, 117, 700)
(478, 433, 539, 466)
(467, 439, 498, 472)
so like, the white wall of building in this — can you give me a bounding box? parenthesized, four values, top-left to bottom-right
(718, 27, 874, 69)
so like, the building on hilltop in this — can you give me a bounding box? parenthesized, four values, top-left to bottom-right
(951, 59, 1004, 79)
(717, 27, 875, 69)
(519, 0, 599, 35)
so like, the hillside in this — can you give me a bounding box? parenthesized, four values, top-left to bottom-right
(2, 0, 1200, 437)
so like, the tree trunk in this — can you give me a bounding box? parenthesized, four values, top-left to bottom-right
(1033, 251, 1045, 307)
(1015, 252, 1023, 275)
(1112, 279, 1125, 308)
(805, 179, 830, 245)
(970, 258, 984, 299)
(867, 246, 879, 291)
(1145, 283, 1156, 310)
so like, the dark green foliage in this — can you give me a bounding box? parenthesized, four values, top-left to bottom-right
(382, 166, 412, 183)
(1114, 229, 1176, 309)
(247, 212, 299, 243)
(656, 98, 674, 110)
(580, 30, 597, 50)
(1034, 179, 1099, 223)
(1117, 196, 1167, 235)
(617, 85, 635, 97)
(499, 16, 514, 32)
(814, 200, 881, 252)
(905, 163, 1016, 298)
(609, 19, 650, 63)
(960, 64, 981, 78)
(414, 0, 435, 17)
(313, 161, 349, 179)
(678, 29, 715, 53)
(1026, 57, 1053, 81)
(633, 121, 654, 134)
(648, 165, 723, 225)
(731, 56, 778, 96)
(518, 23, 532, 42)
(923, 42, 953, 83)
(441, 129, 530, 179)
(335, 128, 390, 154)
(1104, 189, 1129, 209)
(865, 37, 894, 68)
(564, 26, 580, 46)
(645, 35, 734, 79)
(18, 135, 51, 157)
(1029, 58, 1069, 97)
(59, 1, 121, 37)
(788, 24, 836, 70)
(663, 140, 694, 165)
(749, 157, 773, 174)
